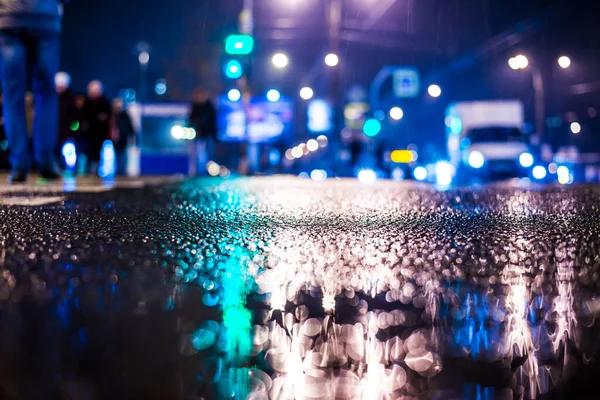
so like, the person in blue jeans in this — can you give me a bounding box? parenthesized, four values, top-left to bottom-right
(0, 0, 66, 183)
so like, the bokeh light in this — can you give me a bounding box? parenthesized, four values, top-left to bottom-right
(272, 52, 289, 69)
(310, 169, 327, 182)
(435, 162, 454, 186)
(306, 139, 319, 152)
(61, 141, 77, 169)
(155, 79, 167, 95)
(468, 151, 485, 169)
(558, 56, 571, 69)
(362, 119, 382, 137)
(413, 166, 428, 181)
(171, 125, 184, 140)
(357, 169, 377, 184)
(532, 165, 547, 180)
(570, 122, 581, 134)
(317, 135, 328, 147)
(266, 89, 281, 102)
(519, 152, 534, 168)
(225, 60, 243, 79)
(138, 51, 150, 65)
(207, 161, 221, 176)
(427, 84, 442, 98)
(509, 54, 528, 70)
(299, 87, 314, 100)
(324, 53, 339, 67)
(390, 150, 415, 163)
(389, 107, 404, 120)
(227, 88, 242, 102)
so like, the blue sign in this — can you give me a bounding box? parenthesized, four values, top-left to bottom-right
(217, 95, 293, 143)
(307, 99, 332, 133)
(393, 68, 420, 98)
(217, 97, 246, 141)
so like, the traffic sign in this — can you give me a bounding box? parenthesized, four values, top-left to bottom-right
(225, 34, 254, 55)
(393, 68, 420, 98)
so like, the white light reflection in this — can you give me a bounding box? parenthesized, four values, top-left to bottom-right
(179, 178, 584, 399)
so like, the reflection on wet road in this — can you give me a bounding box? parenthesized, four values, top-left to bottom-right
(1, 177, 600, 399)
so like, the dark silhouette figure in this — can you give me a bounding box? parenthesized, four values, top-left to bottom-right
(187, 88, 217, 176)
(81, 80, 112, 173)
(111, 98, 135, 175)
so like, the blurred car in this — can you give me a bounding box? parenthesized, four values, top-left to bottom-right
(446, 101, 535, 183)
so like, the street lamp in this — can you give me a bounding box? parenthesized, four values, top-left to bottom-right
(138, 51, 150, 65)
(508, 54, 529, 70)
(558, 56, 571, 69)
(508, 54, 544, 140)
(427, 84, 442, 98)
(272, 52, 289, 69)
(299, 87, 314, 100)
(324, 53, 339, 67)
(389, 106, 403, 120)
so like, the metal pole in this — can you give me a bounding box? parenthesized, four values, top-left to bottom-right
(328, 0, 342, 174)
(239, 0, 254, 175)
(242, 0, 254, 35)
(532, 65, 545, 143)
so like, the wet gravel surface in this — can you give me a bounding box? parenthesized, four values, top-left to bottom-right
(1, 177, 600, 399)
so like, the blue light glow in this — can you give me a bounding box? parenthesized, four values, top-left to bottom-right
(450, 117, 463, 134)
(99, 140, 116, 179)
(155, 79, 167, 95)
(268, 148, 281, 165)
(362, 119, 382, 137)
(224, 60, 243, 79)
(62, 141, 77, 169)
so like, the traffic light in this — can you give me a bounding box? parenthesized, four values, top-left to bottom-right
(363, 119, 382, 137)
(224, 60, 243, 79)
(225, 34, 254, 55)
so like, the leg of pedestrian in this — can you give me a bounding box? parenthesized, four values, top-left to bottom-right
(0, 31, 30, 182)
(188, 139, 197, 176)
(32, 32, 60, 179)
(197, 139, 207, 175)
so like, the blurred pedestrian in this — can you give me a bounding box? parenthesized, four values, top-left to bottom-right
(81, 80, 111, 174)
(349, 138, 363, 174)
(187, 88, 217, 176)
(111, 98, 135, 175)
(55, 71, 77, 161)
(0, 0, 66, 182)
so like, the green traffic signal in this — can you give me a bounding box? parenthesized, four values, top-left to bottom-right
(225, 34, 254, 55)
(363, 119, 382, 137)
(224, 60, 243, 79)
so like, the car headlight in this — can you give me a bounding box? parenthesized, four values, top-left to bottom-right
(519, 152, 534, 168)
(468, 151, 485, 169)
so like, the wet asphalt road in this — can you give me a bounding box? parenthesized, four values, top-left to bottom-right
(1, 177, 600, 400)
